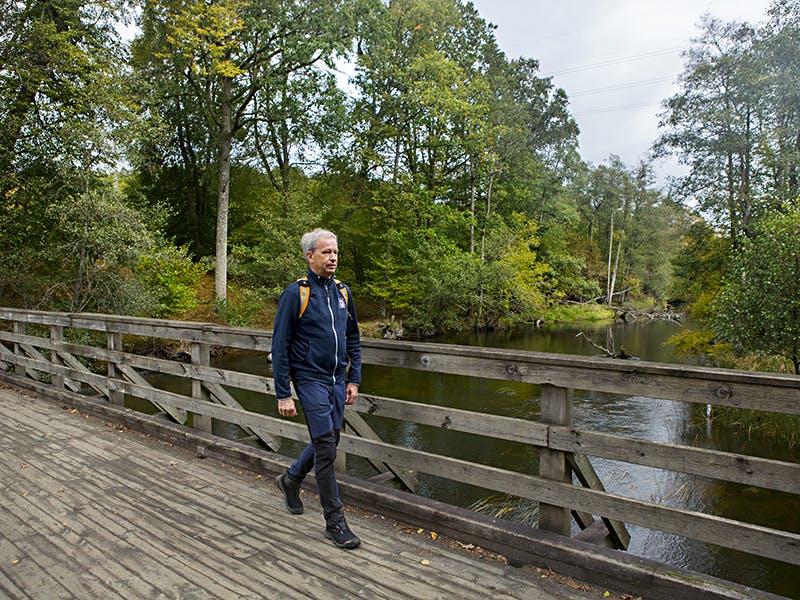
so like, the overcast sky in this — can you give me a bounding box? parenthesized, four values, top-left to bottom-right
(468, 0, 774, 186)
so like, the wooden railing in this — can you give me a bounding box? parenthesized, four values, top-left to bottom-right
(1, 308, 798, 569)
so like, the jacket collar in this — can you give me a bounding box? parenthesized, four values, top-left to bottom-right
(307, 268, 334, 287)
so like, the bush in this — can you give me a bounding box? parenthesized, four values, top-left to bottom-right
(135, 244, 206, 317)
(712, 208, 800, 374)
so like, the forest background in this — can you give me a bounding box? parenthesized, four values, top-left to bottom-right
(1, 0, 799, 375)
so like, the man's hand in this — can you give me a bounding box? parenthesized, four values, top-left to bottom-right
(345, 383, 359, 405)
(277, 398, 297, 417)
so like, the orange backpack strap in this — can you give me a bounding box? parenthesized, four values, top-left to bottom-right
(297, 276, 349, 319)
(334, 279, 349, 307)
(297, 276, 310, 318)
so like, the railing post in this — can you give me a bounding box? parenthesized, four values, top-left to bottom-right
(192, 342, 212, 433)
(107, 331, 124, 405)
(538, 383, 573, 536)
(13, 321, 24, 377)
(51, 325, 64, 390)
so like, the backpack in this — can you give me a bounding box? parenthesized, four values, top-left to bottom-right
(297, 275, 350, 318)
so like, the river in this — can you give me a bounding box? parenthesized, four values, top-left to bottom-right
(144, 319, 799, 597)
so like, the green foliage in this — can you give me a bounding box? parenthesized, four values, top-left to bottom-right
(712, 208, 800, 373)
(657, 7, 800, 243)
(538, 222, 602, 301)
(363, 228, 478, 334)
(230, 232, 309, 299)
(42, 187, 157, 314)
(670, 216, 729, 315)
(212, 285, 269, 328)
(541, 303, 614, 323)
(666, 328, 736, 367)
(135, 245, 206, 317)
(228, 171, 319, 296)
(481, 213, 554, 327)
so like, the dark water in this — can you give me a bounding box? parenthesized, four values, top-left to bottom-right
(140, 319, 799, 597)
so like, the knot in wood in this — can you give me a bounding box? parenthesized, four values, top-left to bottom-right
(713, 386, 732, 400)
(441, 415, 452, 430)
(506, 364, 519, 375)
(419, 355, 431, 367)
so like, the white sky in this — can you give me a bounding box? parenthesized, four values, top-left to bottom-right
(469, 0, 774, 187)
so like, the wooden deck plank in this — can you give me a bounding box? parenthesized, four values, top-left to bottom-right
(116, 460, 537, 598)
(0, 457, 149, 599)
(24, 415, 538, 598)
(0, 525, 72, 600)
(0, 438, 268, 598)
(0, 387, 624, 600)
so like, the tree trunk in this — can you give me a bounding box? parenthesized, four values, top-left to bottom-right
(610, 236, 622, 307)
(215, 76, 233, 305)
(469, 158, 476, 254)
(606, 213, 614, 305)
(477, 170, 495, 327)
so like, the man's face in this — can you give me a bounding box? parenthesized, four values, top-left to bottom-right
(307, 236, 338, 277)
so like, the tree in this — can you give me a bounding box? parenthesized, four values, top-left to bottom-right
(132, 0, 355, 304)
(669, 216, 729, 315)
(712, 207, 800, 373)
(0, 0, 128, 191)
(0, 0, 147, 310)
(758, 0, 800, 205)
(655, 16, 765, 247)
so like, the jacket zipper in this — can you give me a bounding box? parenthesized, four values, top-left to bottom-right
(324, 283, 339, 385)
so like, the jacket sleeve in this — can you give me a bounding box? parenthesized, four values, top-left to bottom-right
(344, 286, 362, 387)
(271, 284, 298, 400)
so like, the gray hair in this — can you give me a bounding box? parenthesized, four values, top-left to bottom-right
(301, 228, 337, 254)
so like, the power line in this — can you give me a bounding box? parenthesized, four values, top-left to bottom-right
(570, 76, 674, 97)
(544, 46, 685, 77)
(573, 101, 661, 117)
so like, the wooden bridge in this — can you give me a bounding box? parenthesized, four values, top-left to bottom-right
(1, 308, 798, 599)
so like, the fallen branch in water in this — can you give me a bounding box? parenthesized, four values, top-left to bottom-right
(576, 331, 639, 360)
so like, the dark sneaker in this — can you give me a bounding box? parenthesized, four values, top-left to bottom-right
(275, 473, 303, 515)
(324, 514, 361, 549)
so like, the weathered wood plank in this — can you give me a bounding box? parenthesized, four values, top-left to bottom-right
(4, 308, 800, 413)
(204, 380, 280, 450)
(553, 427, 800, 495)
(3, 307, 800, 586)
(54, 350, 101, 394)
(0, 332, 278, 397)
(91, 378, 800, 565)
(344, 409, 419, 491)
(45, 377, 798, 562)
(0, 341, 14, 370)
(115, 362, 188, 424)
(361, 341, 800, 414)
(539, 384, 573, 536)
(0, 307, 272, 351)
(355, 392, 549, 446)
(568, 453, 630, 550)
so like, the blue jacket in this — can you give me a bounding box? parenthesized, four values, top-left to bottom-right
(271, 269, 362, 400)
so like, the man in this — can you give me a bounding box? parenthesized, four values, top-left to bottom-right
(270, 228, 362, 549)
